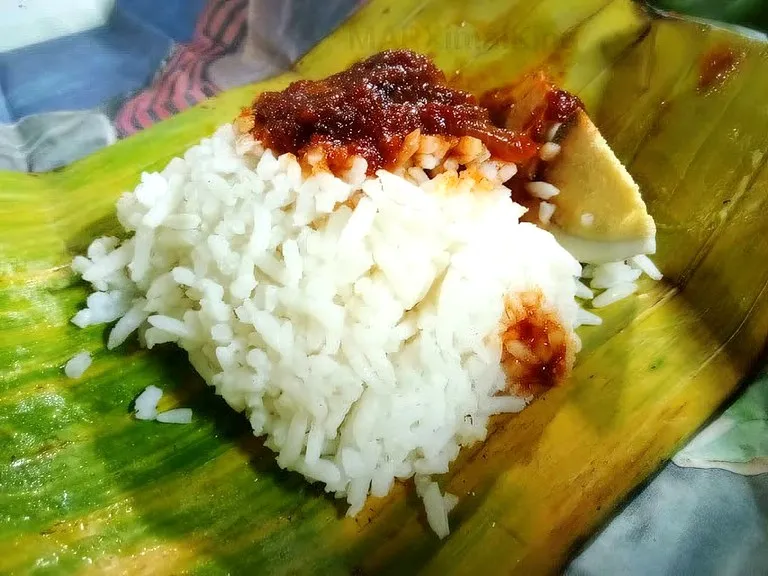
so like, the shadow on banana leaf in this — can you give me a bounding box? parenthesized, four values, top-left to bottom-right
(84, 342, 364, 571)
(66, 215, 124, 257)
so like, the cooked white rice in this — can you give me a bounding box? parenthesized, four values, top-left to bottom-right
(592, 282, 639, 308)
(64, 351, 92, 379)
(525, 181, 560, 200)
(416, 475, 451, 539)
(70, 123, 657, 537)
(133, 385, 192, 424)
(156, 408, 193, 424)
(538, 201, 556, 225)
(631, 254, 663, 281)
(134, 384, 163, 420)
(575, 257, 662, 311)
(539, 142, 561, 161)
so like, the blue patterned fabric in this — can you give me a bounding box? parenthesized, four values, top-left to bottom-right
(0, 1, 206, 122)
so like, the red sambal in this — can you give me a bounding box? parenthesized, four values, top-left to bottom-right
(500, 290, 574, 396)
(243, 50, 540, 174)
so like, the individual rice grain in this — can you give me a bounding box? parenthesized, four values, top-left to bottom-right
(592, 282, 638, 308)
(64, 351, 92, 379)
(631, 254, 663, 281)
(545, 122, 563, 142)
(443, 492, 459, 514)
(416, 476, 450, 539)
(576, 308, 603, 326)
(134, 385, 163, 420)
(108, 300, 149, 349)
(156, 408, 193, 424)
(539, 142, 561, 161)
(575, 280, 594, 300)
(539, 201, 556, 225)
(525, 181, 560, 200)
(590, 263, 642, 289)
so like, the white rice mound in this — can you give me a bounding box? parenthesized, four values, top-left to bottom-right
(71, 124, 585, 535)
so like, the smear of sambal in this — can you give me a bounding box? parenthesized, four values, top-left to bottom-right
(500, 290, 575, 397)
(480, 72, 584, 143)
(698, 45, 742, 93)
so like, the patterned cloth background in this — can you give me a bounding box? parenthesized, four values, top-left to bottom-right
(0, 0, 362, 171)
(2, 0, 767, 573)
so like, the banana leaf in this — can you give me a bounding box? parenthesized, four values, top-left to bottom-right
(650, 0, 768, 32)
(2, 0, 768, 573)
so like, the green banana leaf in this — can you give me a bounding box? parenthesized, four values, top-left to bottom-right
(650, 0, 768, 33)
(3, 0, 768, 573)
